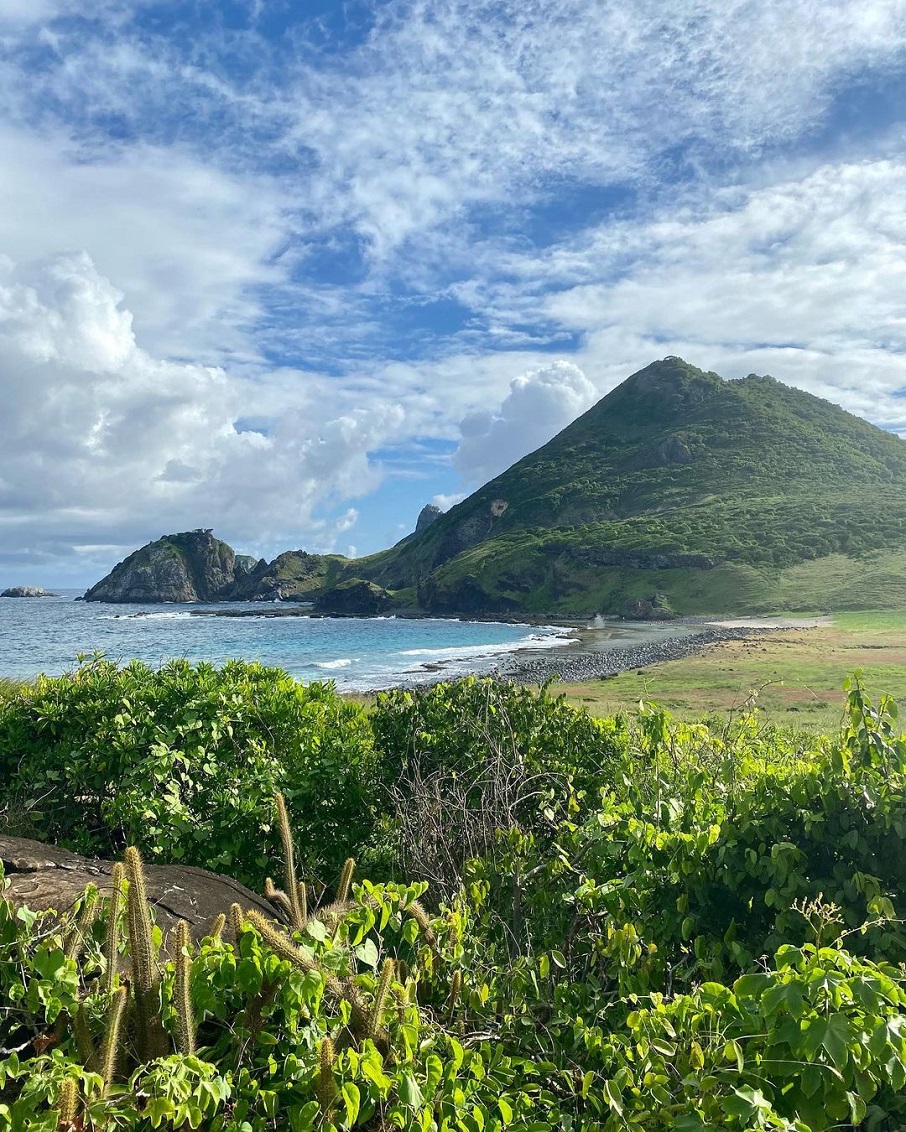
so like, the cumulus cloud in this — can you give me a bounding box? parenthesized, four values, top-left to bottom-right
(0, 254, 405, 578)
(452, 361, 597, 486)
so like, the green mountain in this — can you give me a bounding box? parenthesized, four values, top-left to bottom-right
(357, 357, 906, 615)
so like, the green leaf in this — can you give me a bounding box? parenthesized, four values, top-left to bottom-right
(341, 1082, 360, 1128)
(399, 1073, 424, 1110)
(354, 938, 379, 969)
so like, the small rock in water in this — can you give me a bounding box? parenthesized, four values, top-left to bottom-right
(1, 585, 57, 598)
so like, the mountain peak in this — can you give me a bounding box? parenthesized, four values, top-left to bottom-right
(360, 358, 906, 615)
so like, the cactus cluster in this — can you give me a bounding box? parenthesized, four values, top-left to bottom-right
(57, 847, 199, 1124)
(51, 792, 458, 1127)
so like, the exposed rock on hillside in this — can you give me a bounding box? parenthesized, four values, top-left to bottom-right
(84, 529, 242, 603)
(0, 835, 276, 939)
(1, 586, 57, 597)
(394, 503, 444, 546)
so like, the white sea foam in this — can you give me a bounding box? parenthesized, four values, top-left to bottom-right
(97, 610, 193, 620)
(398, 631, 574, 662)
(316, 657, 355, 669)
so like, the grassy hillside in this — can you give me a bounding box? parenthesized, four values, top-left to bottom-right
(359, 358, 906, 615)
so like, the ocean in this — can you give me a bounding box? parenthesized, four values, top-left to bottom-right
(0, 591, 578, 691)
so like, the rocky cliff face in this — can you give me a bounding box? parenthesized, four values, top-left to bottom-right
(83, 530, 242, 603)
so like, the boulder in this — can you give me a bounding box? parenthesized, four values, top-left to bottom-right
(0, 835, 277, 940)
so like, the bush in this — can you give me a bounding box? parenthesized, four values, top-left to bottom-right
(0, 657, 376, 886)
(370, 677, 628, 892)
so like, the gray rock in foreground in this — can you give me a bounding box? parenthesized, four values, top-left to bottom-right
(0, 835, 277, 940)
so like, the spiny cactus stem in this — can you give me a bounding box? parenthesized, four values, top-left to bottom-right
(56, 1076, 79, 1129)
(174, 921, 196, 1057)
(65, 884, 99, 962)
(296, 881, 308, 926)
(72, 1002, 96, 1071)
(335, 858, 355, 904)
(317, 1037, 336, 1113)
(275, 793, 304, 929)
(101, 985, 128, 1096)
(104, 863, 126, 996)
(124, 848, 156, 995)
(123, 847, 167, 1062)
(446, 970, 463, 1021)
(230, 902, 245, 942)
(245, 910, 371, 1036)
(209, 912, 226, 941)
(368, 958, 395, 1039)
(402, 899, 438, 951)
(264, 878, 295, 923)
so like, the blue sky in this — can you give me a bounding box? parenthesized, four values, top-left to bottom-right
(0, 0, 905, 585)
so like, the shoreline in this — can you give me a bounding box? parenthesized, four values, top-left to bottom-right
(493, 615, 831, 686)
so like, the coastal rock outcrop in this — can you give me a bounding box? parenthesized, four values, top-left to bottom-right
(1, 586, 57, 597)
(83, 529, 242, 603)
(313, 578, 393, 616)
(228, 550, 338, 602)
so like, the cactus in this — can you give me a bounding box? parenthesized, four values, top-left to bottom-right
(311, 899, 354, 933)
(65, 884, 99, 962)
(209, 912, 226, 941)
(101, 985, 128, 1096)
(401, 898, 438, 952)
(55, 1076, 79, 1129)
(245, 909, 373, 1039)
(72, 1002, 96, 1071)
(369, 958, 395, 1040)
(173, 921, 196, 1057)
(104, 863, 126, 996)
(124, 847, 167, 1061)
(275, 793, 305, 929)
(230, 902, 245, 942)
(445, 970, 463, 1021)
(264, 877, 295, 923)
(335, 857, 355, 904)
(316, 1037, 336, 1114)
(296, 881, 308, 926)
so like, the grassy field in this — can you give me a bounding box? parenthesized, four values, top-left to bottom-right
(560, 610, 906, 730)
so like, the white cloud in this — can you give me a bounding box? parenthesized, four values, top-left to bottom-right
(0, 125, 289, 366)
(0, 254, 406, 577)
(432, 493, 465, 511)
(532, 158, 906, 430)
(452, 361, 597, 485)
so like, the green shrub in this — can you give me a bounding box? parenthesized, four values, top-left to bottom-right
(369, 677, 628, 891)
(0, 657, 376, 886)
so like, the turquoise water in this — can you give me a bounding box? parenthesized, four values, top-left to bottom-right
(0, 592, 574, 690)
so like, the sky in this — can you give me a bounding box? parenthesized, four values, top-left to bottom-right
(1, 0, 905, 587)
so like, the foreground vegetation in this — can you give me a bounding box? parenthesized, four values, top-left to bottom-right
(3, 660, 906, 1129)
